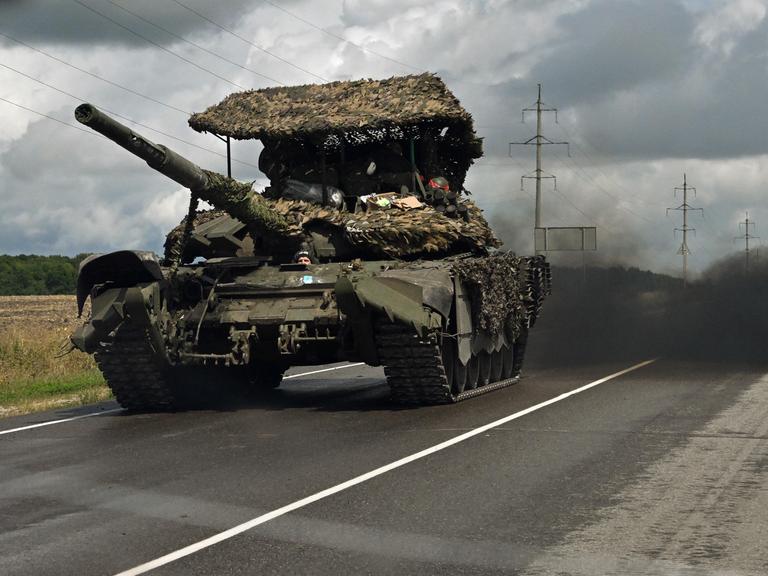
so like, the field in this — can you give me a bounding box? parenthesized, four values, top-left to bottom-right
(0, 295, 109, 417)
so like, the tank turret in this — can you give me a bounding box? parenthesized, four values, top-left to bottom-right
(75, 103, 500, 262)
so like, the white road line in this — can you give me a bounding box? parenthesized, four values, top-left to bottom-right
(114, 358, 658, 576)
(0, 363, 367, 436)
(0, 408, 123, 436)
(284, 362, 366, 380)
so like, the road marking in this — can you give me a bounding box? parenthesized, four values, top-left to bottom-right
(0, 363, 368, 436)
(114, 358, 657, 576)
(284, 362, 366, 380)
(0, 408, 123, 436)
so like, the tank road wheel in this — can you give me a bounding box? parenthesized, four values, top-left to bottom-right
(512, 330, 529, 377)
(249, 364, 285, 390)
(465, 355, 480, 391)
(501, 345, 516, 380)
(94, 323, 176, 411)
(489, 349, 504, 383)
(477, 352, 492, 387)
(452, 355, 468, 395)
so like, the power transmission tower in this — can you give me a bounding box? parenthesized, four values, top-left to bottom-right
(735, 211, 759, 274)
(666, 173, 703, 287)
(510, 84, 569, 239)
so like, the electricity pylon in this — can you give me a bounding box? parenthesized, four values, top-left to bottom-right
(510, 84, 569, 242)
(667, 173, 703, 287)
(735, 211, 759, 274)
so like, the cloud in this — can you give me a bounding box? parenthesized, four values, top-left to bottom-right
(0, 109, 192, 255)
(696, 0, 767, 54)
(530, 0, 695, 104)
(0, 0, 259, 47)
(0, 0, 766, 280)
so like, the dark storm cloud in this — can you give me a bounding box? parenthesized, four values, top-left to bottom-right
(0, 0, 259, 47)
(530, 0, 695, 105)
(524, 1, 768, 159)
(1, 0, 766, 276)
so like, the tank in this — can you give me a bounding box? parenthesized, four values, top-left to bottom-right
(69, 74, 551, 409)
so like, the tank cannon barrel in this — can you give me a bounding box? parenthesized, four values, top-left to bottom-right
(75, 103, 209, 191)
(74, 104, 290, 235)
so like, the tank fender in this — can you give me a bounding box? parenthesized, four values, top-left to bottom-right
(336, 276, 442, 337)
(377, 268, 453, 319)
(70, 283, 159, 353)
(76, 250, 164, 316)
(335, 277, 378, 365)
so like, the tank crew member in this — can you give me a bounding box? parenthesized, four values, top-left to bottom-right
(293, 241, 314, 264)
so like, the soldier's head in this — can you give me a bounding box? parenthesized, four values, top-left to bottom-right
(294, 250, 312, 264)
(294, 242, 313, 265)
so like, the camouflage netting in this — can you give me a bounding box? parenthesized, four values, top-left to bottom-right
(452, 253, 549, 339)
(189, 73, 472, 141)
(283, 198, 500, 258)
(198, 171, 291, 236)
(188, 73, 483, 190)
(165, 196, 500, 262)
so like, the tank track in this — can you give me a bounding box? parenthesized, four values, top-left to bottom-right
(375, 321, 523, 405)
(94, 323, 176, 411)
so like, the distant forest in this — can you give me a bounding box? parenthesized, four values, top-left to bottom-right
(0, 253, 679, 296)
(0, 254, 89, 295)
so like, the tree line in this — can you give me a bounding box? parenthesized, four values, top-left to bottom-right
(0, 254, 90, 295)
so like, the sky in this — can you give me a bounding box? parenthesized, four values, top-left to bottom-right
(1, 0, 766, 277)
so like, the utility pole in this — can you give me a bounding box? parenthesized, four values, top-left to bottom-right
(510, 84, 569, 240)
(735, 211, 759, 274)
(667, 173, 703, 288)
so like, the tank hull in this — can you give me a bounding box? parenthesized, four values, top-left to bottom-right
(72, 251, 550, 409)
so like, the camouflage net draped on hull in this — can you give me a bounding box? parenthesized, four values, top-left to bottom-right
(166, 180, 500, 261)
(452, 253, 551, 341)
(273, 197, 499, 257)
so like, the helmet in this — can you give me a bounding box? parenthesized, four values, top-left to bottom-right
(428, 176, 449, 191)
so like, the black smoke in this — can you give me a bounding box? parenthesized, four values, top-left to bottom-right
(527, 253, 768, 366)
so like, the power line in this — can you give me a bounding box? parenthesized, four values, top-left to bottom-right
(548, 154, 660, 228)
(470, 156, 620, 231)
(515, 110, 666, 230)
(71, 0, 247, 89)
(547, 120, 660, 218)
(104, 0, 285, 86)
(553, 121, 642, 195)
(0, 61, 261, 170)
(170, 0, 329, 83)
(549, 187, 601, 226)
(259, 0, 422, 74)
(0, 31, 191, 115)
(0, 95, 100, 137)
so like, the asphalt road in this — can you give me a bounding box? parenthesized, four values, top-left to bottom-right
(1, 348, 767, 575)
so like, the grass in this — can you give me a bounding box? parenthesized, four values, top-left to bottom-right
(0, 296, 110, 417)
